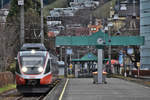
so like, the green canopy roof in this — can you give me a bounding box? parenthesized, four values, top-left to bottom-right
(72, 53, 97, 62)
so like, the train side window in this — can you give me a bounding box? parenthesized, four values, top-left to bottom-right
(44, 60, 51, 74)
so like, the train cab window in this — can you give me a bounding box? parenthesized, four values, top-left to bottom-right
(44, 60, 51, 74)
(21, 56, 45, 74)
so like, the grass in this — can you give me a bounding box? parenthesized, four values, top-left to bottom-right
(58, 74, 75, 78)
(112, 74, 134, 81)
(112, 74, 150, 87)
(0, 84, 16, 94)
(43, 0, 68, 17)
(93, 0, 116, 19)
(59, 75, 65, 78)
(144, 81, 150, 86)
(67, 74, 74, 78)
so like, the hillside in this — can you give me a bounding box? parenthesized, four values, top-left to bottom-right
(0, 0, 55, 8)
(2, 0, 116, 18)
(43, 0, 116, 18)
(43, 0, 68, 17)
(93, 0, 116, 19)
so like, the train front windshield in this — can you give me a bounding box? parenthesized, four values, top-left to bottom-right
(20, 56, 45, 74)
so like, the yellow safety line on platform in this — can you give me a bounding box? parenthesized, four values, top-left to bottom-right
(59, 78, 69, 100)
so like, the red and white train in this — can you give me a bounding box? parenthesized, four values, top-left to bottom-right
(15, 43, 58, 93)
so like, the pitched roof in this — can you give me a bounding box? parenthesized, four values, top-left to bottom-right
(80, 53, 97, 61)
(72, 53, 97, 62)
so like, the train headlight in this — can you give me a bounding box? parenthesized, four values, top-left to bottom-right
(22, 67, 28, 72)
(31, 49, 36, 54)
(38, 67, 43, 72)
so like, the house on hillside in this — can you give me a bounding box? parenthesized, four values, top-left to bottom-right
(50, 7, 78, 17)
(110, 0, 140, 36)
(69, 0, 100, 9)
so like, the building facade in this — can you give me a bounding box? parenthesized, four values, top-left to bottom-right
(140, 0, 150, 70)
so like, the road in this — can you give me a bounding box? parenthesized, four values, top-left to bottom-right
(62, 78, 150, 100)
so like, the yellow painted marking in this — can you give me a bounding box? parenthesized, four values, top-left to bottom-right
(59, 78, 69, 100)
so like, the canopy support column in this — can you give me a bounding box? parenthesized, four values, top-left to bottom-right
(98, 49, 103, 84)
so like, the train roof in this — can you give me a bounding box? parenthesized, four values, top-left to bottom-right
(20, 43, 47, 51)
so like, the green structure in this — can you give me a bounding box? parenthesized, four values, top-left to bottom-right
(56, 30, 144, 46)
(56, 30, 144, 84)
(71, 53, 97, 78)
(72, 53, 97, 62)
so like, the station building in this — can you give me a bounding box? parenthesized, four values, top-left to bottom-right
(140, 0, 150, 70)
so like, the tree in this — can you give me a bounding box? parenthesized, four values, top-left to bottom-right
(24, 8, 41, 43)
(0, 24, 19, 72)
(8, 0, 40, 20)
(0, 0, 44, 72)
(7, 0, 43, 43)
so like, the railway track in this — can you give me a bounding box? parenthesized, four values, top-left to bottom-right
(0, 89, 21, 100)
(15, 95, 45, 100)
(0, 79, 61, 100)
(0, 90, 45, 100)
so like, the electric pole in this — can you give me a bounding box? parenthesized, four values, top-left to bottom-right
(108, 25, 112, 72)
(108, 21, 113, 73)
(40, 0, 44, 43)
(1, 0, 3, 9)
(18, 0, 24, 46)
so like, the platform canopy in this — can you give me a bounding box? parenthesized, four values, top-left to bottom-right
(72, 53, 97, 62)
(56, 30, 144, 46)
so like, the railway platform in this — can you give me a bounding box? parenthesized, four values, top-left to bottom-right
(58, 78, 150, 100)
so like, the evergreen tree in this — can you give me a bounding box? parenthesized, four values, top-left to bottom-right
(7, 0, 43, 43)
(8, 0, 40, 18)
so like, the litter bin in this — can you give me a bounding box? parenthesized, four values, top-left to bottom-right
(92, 71, 107, 84)
(102, 71, 107, 84)
(93, 72, 98, 84)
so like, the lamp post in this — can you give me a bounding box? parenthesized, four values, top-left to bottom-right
(1, 0, 3, 9)
(113, 13, 119, 34)
(18, 0, 24, 46)
(60, 46, 64, 61)
(123, 48, 127, 77)
(108, 22, 113, 73)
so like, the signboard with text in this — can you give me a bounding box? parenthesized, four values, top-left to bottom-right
(18, 0, 24, 5)
(66, 48, 72, 55)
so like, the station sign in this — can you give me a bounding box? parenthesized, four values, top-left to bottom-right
(88, 54, 92, 58)
(66, 48, 72, 55)
(127, 48, 134, 55)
